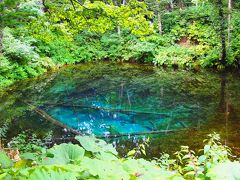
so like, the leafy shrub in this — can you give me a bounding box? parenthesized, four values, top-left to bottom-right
(18, 0, 44, 17)
(126, 41, 156, 62)
(162, 3, 215, 34)
(0, 76, 13, 88)
(100, 33, 124, 60)
(154, 45, 195, 68)
(0, 0, 239, 91)
(32, 32, 77, 64)
(199, 47, 221, 68)
(34, 57, 55, 69)
(8, 131, 52, 153)
(2, 27, 40, 64)
(0, 123, 8, 139)
(8, 133, 44, 153)
(141, 34, 172, 47)
(187, 22, 219, 46)
(0, 55, 12, 73)
(0, 133, 239, 179)
(229, 11, 240, 66)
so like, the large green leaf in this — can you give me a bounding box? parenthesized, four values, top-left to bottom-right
(206, 161, 240, 180)
(95, 152, 118, 161)
(81, 157, 129, 179)
(21, 152, 37, 161)
(122, 158, 176, 179)
(28, 168, 77, 180)
(17, 165, 81, 180)
(0, 151, 13, 168)
(44, 144, 85, 165)
(75, 136, 117, 155)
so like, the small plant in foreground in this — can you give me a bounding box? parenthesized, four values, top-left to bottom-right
(0, 133, 239, 179)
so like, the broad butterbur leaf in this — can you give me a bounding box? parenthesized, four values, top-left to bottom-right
(75, 136, 117, 155)
(81, 157, 129, 179)
(45, 143, 85, 165)
(207, 161, 240, 180)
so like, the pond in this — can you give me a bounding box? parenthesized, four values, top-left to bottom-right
(1, 62, 240, 158)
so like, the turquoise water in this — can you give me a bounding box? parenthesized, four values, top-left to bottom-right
(45, 106, 183, 136)
(39, 63, 202, 136)
(1, 62, 240, 157)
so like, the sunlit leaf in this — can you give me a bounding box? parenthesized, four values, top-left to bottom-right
(75, 136, 117, 155)
(45, 144, 85, 165)
(207, 161, 240, 179)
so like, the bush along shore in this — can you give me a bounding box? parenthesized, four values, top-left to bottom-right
(0, 0, 240, 90)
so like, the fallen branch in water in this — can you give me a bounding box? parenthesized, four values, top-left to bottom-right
(96, 129, 178, 138)
(22, 101, 185, 144)
(26, 101, 170, 116)
(46, 129, 183, 146)
(23, 101, 82, 135)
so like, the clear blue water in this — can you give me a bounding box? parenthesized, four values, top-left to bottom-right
(45, 106, 178, 136)
(1, 62, 240, 157)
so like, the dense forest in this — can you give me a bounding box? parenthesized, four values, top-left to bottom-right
(1, 0, 240, 179)
(0, 0, 240, 89)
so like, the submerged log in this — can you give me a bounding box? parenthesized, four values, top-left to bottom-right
(28, 101, 170, 116)
(23, 101, 183, 145)
(23, 101, 82, 135)
(46, 129, 181, 146)
(96, 129, 178, 138)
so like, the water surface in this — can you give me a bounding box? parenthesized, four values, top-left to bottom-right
(1, 62, 240, 157)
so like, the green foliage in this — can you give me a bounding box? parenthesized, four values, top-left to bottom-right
(0, 0, 43, 28)
(0, 123, 8, 139)
(0, 55, 12, 74)
(0, 151, 13, 169)
(0, 0, 240, 90)
(206, 162, 240, 179)
(200, 133, 231, 166)
(154, 46, 195, 68)
(9, 132, 46, 153)
(170, 132, 233, 179)
(2, 27, 40, 64)
(45, 144, 85, 165)
(229, 11, 240, 66)
(0, 134, 239, 179)
(75, 136, 118, 155)
(72, 32, 157, 62)
(45, 0, 153, 36)
(127, 137, 149, 157)
(18, 0, 44, 17)
(0, 27, 52, 87)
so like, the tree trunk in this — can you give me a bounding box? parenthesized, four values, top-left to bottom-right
(169, 0, 174, 10)
(0, 29, 2, 53)
(116, 0, 126, 36)
(0, 16, 3, 53)
(157, 12, 162, 35)
(180, 0, 184, 9)
(227, 0, 232, 49)
(0, 24, 3, 54)
(117, 25, 121, 36)
(0, 3, 3, 53)
(217, 0, 227, 65)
